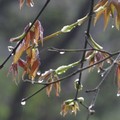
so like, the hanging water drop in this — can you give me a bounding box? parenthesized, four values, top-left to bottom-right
(112, 25, 114, 28)
(97, 69, 100, 73)
(101, 73, 104, 77)
(37, 71, 41, 76)
(38, 80, 43, 83)
(21, 100, 26, 105)
(11, 53, 14, 56)
(60, 52, 65, 55)
(117, 93, 120, 97)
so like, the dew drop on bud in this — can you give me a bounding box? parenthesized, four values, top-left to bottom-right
(117, 93, 120, 97)
(21, 100, 26, 106)
(59, 52, 65, 55)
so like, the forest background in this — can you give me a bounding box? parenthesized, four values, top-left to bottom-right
(0, 0, 120, 120)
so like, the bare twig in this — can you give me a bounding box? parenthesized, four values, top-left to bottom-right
(21, 51, 120, 102)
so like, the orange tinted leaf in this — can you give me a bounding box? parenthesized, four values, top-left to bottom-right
(13, 41, 25, 64)
(18, 59, 27, 71)
(94, 0, 120, 30)
(104, 6, 111, 29)
(54, 82, 61, 96)
(34, 21, 40, 46)
(26, 46, 32, 58)
(8, 63, 18, 82)
(34, 20, 44, 46)
(46, 84, 53, 97)
(24, 32, 31, 48)
(117, 65, 120, 95)
(20, 0, 25, 9)
(29, 59, 40, 80)
(30, 48, 39, 66)
(26, 0, 34, 7)
(94, 9, 104, 25)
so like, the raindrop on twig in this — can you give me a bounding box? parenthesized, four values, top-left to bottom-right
(59, 52, 65, 55)
(21, 100, 26, 106)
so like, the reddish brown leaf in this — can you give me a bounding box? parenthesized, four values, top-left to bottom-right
(94, 0, 120, 30)
(13, 40, 25, 64)
(20, 0, 25, 9)
(117, 65, 120, 95)
(8, 63, 18, 83)
(26, 0, 34, 7)
(29, 59, 40, 80)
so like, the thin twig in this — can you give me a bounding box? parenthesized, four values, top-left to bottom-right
(21, 51, 120, 102)
(48, 47, 111, 55)
(74, 0, 94, 101)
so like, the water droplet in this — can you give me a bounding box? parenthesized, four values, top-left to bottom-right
(38, 80, 43, 83)
(11, 53, 14, 56)
(37, 71, 41, 76)
(117, 93, 120, 97)
(112, 25, 114, 28)
(89, 105, 93, 109)
(101, 73, 104, 77)
(107, 60, 111, 64)
(21, 100, 26, 106)
(60, 52, 65, 55)
(30, 3, 34, 7)
(97, 69, 100, 73)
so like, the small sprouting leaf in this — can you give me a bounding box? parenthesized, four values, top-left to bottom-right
(77, 15, 88, 26)
(34, 20, 44, 46)
(89, 34, 103, 50)
(55, 61, 80, 75)
(60, 99, 80, 116)
(13, 40, 25, 64)
(19, 0, 34, 9)
(8, 63, 18, 83)
(94, 0, 120, 30)
(55, 65, 69, 75)
(74, 79, 83, 91)
(20, 0, 25, 9)
(61, 15, 88, 33)
(61, 25, 75, 33)
(77, 97, 84, 103)
(29, 59, 40, 80)
(38, 70, 61, 97)
(53, 75, 61, 96)
(116, 64, 120, 95)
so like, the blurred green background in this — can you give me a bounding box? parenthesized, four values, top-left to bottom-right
(0, 0, 120, 120)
